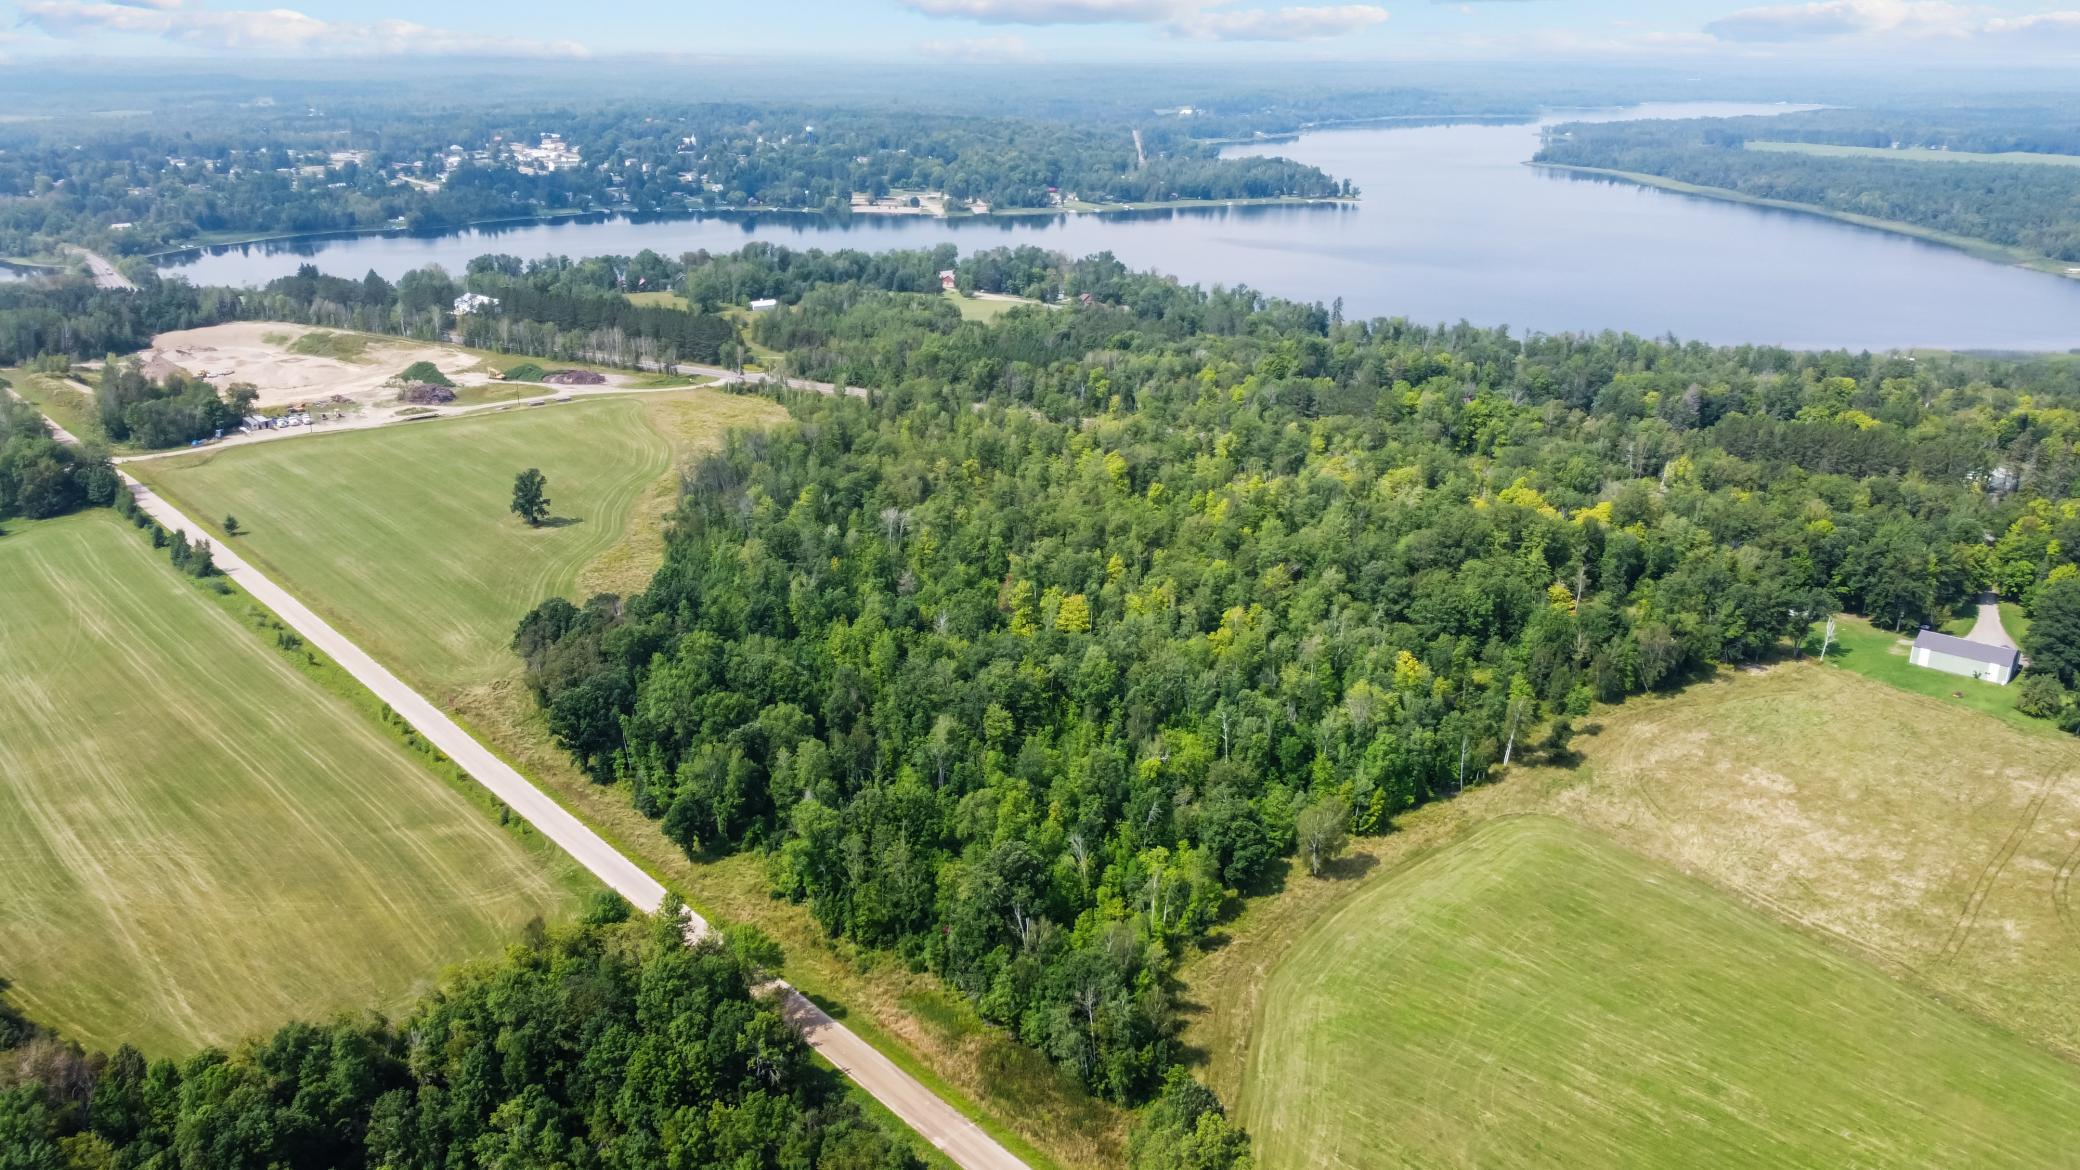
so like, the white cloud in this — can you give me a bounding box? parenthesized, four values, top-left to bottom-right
(896, 0, 1210, 23)
(1701, 0, 2080, 51)
(1704, 0, 1976, 43)
(1982, 10, 2080, 45)
(1455, 26, 1720, 55)
(18, 0, 590, 57)
(1168, 4, 1389, 40)
(917, 32, 1041, 58)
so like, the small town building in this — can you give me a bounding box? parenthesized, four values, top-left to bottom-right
(749, 297, 779, 311)
(1910, 629, 2019, 685)
(939, 269, 957, 290)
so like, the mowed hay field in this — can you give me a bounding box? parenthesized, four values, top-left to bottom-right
(1187, 663, 2080, 1167)
(0, 512, 587, 1054)
(1245, 817, 2080, 1170)
(133, 391, 780, 696)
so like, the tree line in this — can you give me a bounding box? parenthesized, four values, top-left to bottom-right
(0, 905, 924, 1170)
(507, 246, 2078, 1112)
(1534, 113, 2080, 262)
(0, 384, 117, 524)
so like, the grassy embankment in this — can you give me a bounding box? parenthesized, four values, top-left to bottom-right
(1534, 162, 2080, 279)
(131, 391, 1119, 1168)
(0, 510, 591, 1055)
(1246, 816, 2080, 1169)
(4, 366, 108, 446)
(1184, 662, 2080, 1166)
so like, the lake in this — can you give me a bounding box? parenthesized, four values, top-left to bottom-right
(158, 102, 2080, 352)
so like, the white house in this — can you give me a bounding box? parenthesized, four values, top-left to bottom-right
(1909, 629, 2019, 685)
(453, 292, 499, 315)
(749, 297, 779, 311)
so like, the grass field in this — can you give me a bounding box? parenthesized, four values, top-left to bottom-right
(1185, 662, 2080, 1163)
(942, 290, 1036, 323)
(1748, 140, 2080, 168)
(0, 511, 587, 1055)
(132, 379, 1116, 1166)
(1245, 817, 2080, 1169)
(625, 290, 693, 310)
(1815, 615, 2048, 735)
(4, 367, 106, 445)
(133, 392, 777, 695)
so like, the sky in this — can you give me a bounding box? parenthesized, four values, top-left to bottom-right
(5, 0, 2080, 63)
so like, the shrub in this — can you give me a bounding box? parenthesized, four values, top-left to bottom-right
(2017, 672, 2069, 719)
(398, 360, 453, 386)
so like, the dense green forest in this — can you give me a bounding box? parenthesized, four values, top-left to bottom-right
(0, 905, 926, 1170)
(14, 243, 2080, 1159)
(1534, 111, 2080, 261)
(0, 100, 1351, 263)
(504, 244, 2080, 1106)
(1695, 102, 2080, 158)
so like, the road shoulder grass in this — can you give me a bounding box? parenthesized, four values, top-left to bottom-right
(128, 387, 1117, 1166)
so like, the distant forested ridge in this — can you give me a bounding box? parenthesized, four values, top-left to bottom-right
(511, 244, 2080, 1104)
(0, 907, 919, 1170)
(0, 100, 1352, 264)
(1535, 108, 2080, 261)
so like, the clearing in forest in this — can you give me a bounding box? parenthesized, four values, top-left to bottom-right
(131, 391, 779, 696)
(1245, 816, 2080, 1169)
(0, 512, 588, 1055)
(1186, 663, 2080, 1165)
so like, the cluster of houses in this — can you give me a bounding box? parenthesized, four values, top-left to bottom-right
(509, 133, 584, 175)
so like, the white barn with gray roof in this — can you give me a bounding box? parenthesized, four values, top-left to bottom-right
(1909, 629, 2019, 685)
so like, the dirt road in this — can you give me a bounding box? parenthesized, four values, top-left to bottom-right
(112, 469, 1025, 1170)
(1968, 591, 2019, 650)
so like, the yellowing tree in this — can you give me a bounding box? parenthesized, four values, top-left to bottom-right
(1055, 592, 1093, 633)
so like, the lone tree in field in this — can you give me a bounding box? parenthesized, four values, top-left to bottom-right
(1296, 794, 1351, 877)
(223, 514, 240, 536)
(511, 468, 550, 527)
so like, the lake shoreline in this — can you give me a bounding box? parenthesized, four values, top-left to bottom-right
(148, 195, 1359, 262)
(1533, 162, 2080, 282)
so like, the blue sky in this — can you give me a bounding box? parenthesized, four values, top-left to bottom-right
(7, 0, 2080, 61)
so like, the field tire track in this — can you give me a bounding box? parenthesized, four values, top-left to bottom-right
(1932, 772, 2059, 969)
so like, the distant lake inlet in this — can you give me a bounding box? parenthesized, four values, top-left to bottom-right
(157, 103, 2080, 352)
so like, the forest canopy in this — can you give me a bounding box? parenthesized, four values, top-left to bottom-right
(507, 243, 2080, 1103)
(1534, 107, 2080, 261)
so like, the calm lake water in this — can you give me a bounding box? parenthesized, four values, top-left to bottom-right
(159, 102, 2080, 351)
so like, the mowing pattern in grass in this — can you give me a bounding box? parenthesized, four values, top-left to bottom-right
(0, 512, 581, 1055)
(134, 395, 770, 693)
(1246, 816, 2080, 1170)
